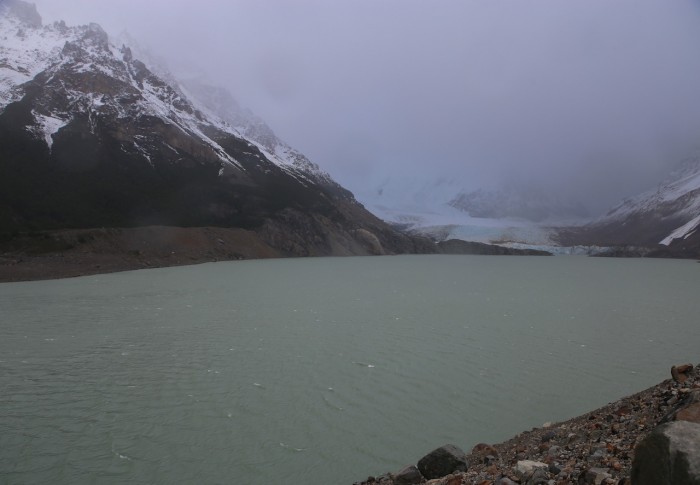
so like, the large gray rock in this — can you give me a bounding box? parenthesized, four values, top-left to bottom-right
(393, 465, 423, 485)
(515, 460, 548, 478)
(416, 444, 468, 479)
(631, 421, 700, 484)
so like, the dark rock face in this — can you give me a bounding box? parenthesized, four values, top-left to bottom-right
(631, 421, 700, 485)
(416, 444, 468, 479)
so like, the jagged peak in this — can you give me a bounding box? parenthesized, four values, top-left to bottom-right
(83, 22, 108, 46)
(0, 0, 42, 28)
(0, 2, 346, 192)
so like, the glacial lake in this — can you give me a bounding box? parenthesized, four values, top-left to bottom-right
(1, 255, 699, 484)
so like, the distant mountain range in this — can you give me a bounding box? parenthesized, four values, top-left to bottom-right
(2, 0, 699, 264)
(557, 154, 700, 256)
(0, 0, 429, 258)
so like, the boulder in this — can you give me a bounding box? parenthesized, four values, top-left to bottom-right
(393, 465, 424, 485)
(471, 442, 499, 466)
(523, 467, 548, 485)
(546, 445, 561, 457)
(579, 467, 611, 485)
(631, 421, 700, 484)
(672, 364, 694, 383)
(472, 442, 499, 456)
(417, 444, 468, 479)
(515, 460, 548, 478)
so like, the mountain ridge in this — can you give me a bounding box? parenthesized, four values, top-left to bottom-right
(0, 0, 433, 260)
(556, 154, 700, 254)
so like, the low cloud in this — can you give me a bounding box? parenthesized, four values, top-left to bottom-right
(33, 0, 700, 213)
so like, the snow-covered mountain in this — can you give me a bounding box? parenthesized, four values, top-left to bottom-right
(99, 34, 337, 187)
(178, 78, 337, 186)
(0, 0, 426, 256)
(559, 154, 700, 248)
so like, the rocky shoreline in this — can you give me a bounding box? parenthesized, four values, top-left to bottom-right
(354, 364, 700, 485)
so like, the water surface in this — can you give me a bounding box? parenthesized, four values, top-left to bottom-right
(1, 255, 698, 484)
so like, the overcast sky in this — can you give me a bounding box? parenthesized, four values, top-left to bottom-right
(33, 0, 700, 213)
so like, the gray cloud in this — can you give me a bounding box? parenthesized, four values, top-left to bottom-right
(33, 0, 700, 213)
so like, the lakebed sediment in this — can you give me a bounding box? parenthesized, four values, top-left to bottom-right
(354, 365, 700, 485)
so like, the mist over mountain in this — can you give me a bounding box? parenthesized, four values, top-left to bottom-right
(0, 0, 429, 257)
(29, 0, 700, 218)
(449, 186, 589, 223)
(3, 0, 700, 260)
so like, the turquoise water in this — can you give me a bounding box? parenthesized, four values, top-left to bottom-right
(1, 255, 698, 484)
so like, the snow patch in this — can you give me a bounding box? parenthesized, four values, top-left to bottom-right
(0, 14, 82, 109)
(33, 112, 68, 148)
(659, 214, 700, 246)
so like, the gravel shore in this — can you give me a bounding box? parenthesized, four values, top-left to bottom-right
(355, 364, 700, 485)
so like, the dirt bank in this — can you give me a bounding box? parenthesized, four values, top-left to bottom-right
(0, 226, 284, 282)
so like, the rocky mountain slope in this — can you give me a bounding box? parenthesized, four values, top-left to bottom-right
(0, 0, 429, 259)
(557, 154, 700, 256)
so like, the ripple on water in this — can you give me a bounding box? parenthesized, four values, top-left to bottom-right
(0, 256, 699, 484)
